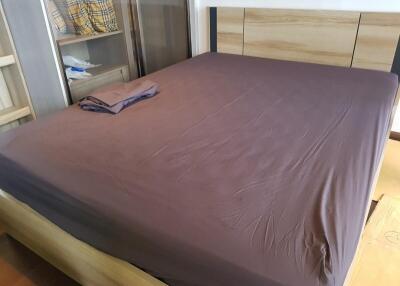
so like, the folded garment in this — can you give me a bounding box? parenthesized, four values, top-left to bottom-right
(79, 80, 159, 114)
(65, 67, 92, 80)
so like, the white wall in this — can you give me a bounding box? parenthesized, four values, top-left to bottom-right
(394, 111, 400, 133)
(191, 0, 400, 55)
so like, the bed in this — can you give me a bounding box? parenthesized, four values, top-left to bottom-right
(0, 7, 400, 286)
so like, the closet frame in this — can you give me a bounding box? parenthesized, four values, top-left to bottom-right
(0, 2, 35, 130)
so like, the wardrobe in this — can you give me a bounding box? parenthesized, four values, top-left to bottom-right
(45, 0, 191, 104)
(0, 0, 191, 125)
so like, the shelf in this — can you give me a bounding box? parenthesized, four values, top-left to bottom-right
(0, 55, 15, 68)
(57, 30, 123, 46)
(69, 64, 128, 87)
(0, 106, 31, 127)
(68, 64, 129, 103)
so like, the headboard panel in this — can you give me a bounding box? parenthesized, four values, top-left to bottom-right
(210, 7, 400, 73)
(216, 8, 244, 55)
(352, 13, 400, 72)
(243, 9, 360, 67)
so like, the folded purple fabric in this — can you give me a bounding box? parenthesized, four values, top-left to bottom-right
(79, 80, 159, 114)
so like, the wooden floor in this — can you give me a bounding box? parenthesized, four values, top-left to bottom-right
(0, 225, 79, 286)
(347, 195, 400, 286)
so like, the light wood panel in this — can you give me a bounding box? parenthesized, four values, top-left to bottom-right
(0, 189, 167, 286)
(347, 195, 400, 286)
(352, 13, 400, 72)
(0, 71, 12, 110)
(217, 8, 244, 55)
(0, 106, 30, 126)
(242, 9, 360, 67)
(0, 55, 14, 67)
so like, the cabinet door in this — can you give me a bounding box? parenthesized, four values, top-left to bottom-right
(133, 0, 190, 75)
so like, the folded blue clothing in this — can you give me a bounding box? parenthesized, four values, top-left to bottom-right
(79, 80, 159, 114)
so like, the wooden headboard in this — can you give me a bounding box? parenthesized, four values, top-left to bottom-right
(209, 7, 400, 73)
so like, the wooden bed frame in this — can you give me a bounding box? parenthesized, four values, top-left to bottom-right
(210, 8, 400, 71)
(0, 190, 166, 286)
(0, 7, 399, 286)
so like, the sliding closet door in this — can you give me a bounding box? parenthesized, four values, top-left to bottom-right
(133, 0, 190, 75)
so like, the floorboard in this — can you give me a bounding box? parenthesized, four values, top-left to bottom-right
(0, 225, 79, 286)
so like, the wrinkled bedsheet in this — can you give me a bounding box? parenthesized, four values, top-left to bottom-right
(0, 53, 398, 286)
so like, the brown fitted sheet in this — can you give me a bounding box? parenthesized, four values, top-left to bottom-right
(0, 53, 398, 286)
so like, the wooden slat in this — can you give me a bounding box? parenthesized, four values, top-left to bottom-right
(217, 8, 244, 55)
(0, 190, 167, 286)
(0, 54, 14, 67)
(0, 106, 30, 126)
(57, 30, 123, 46)
(352, 13, 400, 72)
(243, 9, 360, 67)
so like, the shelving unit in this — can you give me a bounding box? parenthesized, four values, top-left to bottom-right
(69, 64, 128, 84)
(45, 0, 136, 103)
(0, 2, 34, 131)
(69, 64, 129, 103)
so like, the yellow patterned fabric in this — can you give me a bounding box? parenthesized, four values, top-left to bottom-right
(53, 0, 78, 33)
(63, 0, 118, 35)
(66, 0, 96, 35)
(85, 0, 119, 33)
(48, 0, 67, 33)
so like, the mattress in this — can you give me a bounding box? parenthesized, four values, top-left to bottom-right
(0, 53, 397, 286)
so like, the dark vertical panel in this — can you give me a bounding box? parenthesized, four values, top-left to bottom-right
(209, 7, 217, 52)
(134, 0, 190, 75)
(350, 13, 362, 67)
(390, 132, 400, 141)
(391, 36, 400, 79)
